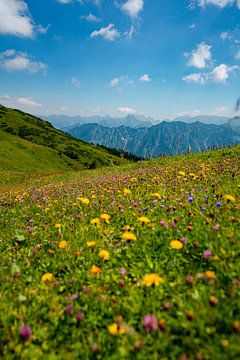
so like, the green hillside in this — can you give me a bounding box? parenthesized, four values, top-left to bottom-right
(0, 104, 127, 174)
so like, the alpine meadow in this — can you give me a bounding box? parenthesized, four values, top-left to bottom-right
(0, 1, 239, 360)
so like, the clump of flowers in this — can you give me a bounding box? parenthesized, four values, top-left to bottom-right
(143, 273, 164, 286)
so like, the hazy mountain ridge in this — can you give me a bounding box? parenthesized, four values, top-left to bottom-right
(68, 121, 240, 158)
(44, 113, 230, 131)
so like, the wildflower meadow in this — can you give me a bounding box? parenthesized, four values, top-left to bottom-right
(0, 146, 239, 359)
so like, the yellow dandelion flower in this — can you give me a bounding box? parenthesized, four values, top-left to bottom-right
(90, 265, 102, 275)
(99, 250, 110, 260)
(54, 223, 61, 229)
(123, 188, 131, 195)
(150, 192, 161, 198)
(78, 197, 90, 205)
(224, 194, 236, 202)
(91, 218, 100, 226)
(87, 241, 96, 247)
(143, 273, 164, 286)
(108, 323, 126, 336)
(205, 271, 216, 280)
(170, 240, 183, 250)
(221, 339, 229, 347)
(58, 240, 68, 248)
(75, 250, 81, 256)
(122, 232, 137, 241)
(100, 214, 110, 223)
(178, 171, 185, 176)
(108, 323, 118, 335)
(138, 216, 150, 224)
(41, 273, 53, 282)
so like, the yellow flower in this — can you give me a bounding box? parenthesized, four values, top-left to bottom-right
(78, 197, 90, 205)
(91, 218, 100, 226)
(41, 273, 53, 282)
(150, 192, 161, 199)
(100, 214, 110, 224)
(170, 240, 183, 250)
(224, 194, 236, 202)
(108, 323, 126, 336)
(138, 216, 150, 224)
(87, 241, 96, 247)
(143, 273, 164, 286)
(178, 171, 185, 176)
(99, 250, 110, 260)
(221, 339, 229, 347)
(90, 265, 102, 275)
(205, 271, 216, 281)
(122, 232, 137, 241)
(123, 188, 131, 195)
(58, 240, 68, 248)
(54, 223, 61, 229)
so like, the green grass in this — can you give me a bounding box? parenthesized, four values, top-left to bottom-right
(0, 104, 128, 179)
(0, 145, 239, 360)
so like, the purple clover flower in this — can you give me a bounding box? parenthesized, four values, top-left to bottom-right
(203, 250, 212, 260)
(216, 202, 222, 208)
(143, 314, 158, 332)
(70, 294, 78, 301)
(19, 325, 32, 341)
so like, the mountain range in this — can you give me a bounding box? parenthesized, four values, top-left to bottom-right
(67, 121, 240, 158)
(43, 114, 230, 131)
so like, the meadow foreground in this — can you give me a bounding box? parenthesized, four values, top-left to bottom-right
(0, 146, 239, 360)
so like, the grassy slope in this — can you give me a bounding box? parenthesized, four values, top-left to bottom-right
(0, 145, 239, 359)
(0, 104, 127, 175)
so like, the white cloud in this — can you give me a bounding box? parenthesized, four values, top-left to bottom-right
(187, 43, 212, 69)
(220, 31, 230, 41)
(81, 13, 100, 22)
(0, 95, 42, 109)
(215, 106, 228, 113)
(178, 109, 202, 117)
(17, 97, 42, 108)
(139, 74, 151, 82)
(90, 24, 120, 41)
(117, 106, 137, 114)
(0, 0, 35, 37)
(235, 50, 240, 60)
(212, 63, 238, 83)
(71, 76, 80, 86)
(57, 0, 72, 3)
(183, 63, 238, 84)
(122, 0, 144, 18)
(0, 49, 47, 74)
(198, 0, 235, 8)
(109, 75, 133, 87)
(182, 72, 207, 84)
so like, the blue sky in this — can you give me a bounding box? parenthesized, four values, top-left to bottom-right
(0, 0, 240, 119)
